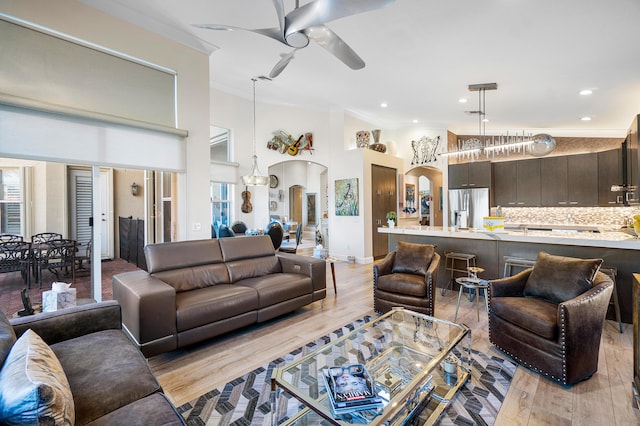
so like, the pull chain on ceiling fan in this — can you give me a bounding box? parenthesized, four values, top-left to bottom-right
(194, 0, 395, 78)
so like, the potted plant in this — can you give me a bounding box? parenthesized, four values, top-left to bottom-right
(386, 211, 397, 228)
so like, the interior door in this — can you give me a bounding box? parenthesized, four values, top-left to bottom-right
(372, 165, 397, 259)
(289, 185, 303, 227)
(69, 168, 113, 259)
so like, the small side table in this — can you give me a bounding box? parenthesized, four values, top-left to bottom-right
(454, 277, 489, 322)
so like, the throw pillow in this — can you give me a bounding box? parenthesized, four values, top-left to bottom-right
(0, 329, 75, 425)
(0, 312, 16, 367)
(523, 251, 603, 304)
(391, 242, 435, 276)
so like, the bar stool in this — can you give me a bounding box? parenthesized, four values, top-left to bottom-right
(503, 256, 536, 277)
(600, 266, 623, 333)
(442, 251, 477, 295)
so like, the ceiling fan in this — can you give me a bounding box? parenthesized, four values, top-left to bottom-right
(194, 0, 395, 78)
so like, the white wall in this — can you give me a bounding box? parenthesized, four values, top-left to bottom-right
(0, 0, 211, 241)
(211, 88, 332, 230)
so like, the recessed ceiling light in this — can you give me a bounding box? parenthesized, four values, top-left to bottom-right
(412, 119, 419, 123)
(458, 98, 468, 103)
(380, 102, 388, 108)
(581, 116, 592, 121)
(579, 89, 593, 95)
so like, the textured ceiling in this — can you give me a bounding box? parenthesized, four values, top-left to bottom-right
(79, 0, 640, 136)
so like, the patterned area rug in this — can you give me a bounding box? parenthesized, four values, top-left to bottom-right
(177, 316, 515, 425)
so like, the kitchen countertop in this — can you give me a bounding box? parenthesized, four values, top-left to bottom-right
(378, 225, 640, 250)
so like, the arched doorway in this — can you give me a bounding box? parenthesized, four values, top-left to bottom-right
(406, 166, 443, 226)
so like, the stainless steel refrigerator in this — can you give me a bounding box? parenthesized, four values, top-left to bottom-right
(449, 188, 490, 229)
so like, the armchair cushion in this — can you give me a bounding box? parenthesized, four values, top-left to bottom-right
(391, 242, 435, 276)
(523, 251, 602, 304)
(490, 296, 558, 339)
(376, 272, 427, 297)
(0, 329, 75, 425)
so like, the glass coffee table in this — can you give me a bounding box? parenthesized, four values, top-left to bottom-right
(270, 308, 471, 425)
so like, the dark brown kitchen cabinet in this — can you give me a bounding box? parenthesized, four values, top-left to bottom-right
(448, 162, 491, 189)
(372, 164, 397, 259)
(493, 159, 540, 206)
(540, 153, 598, 206)
(598, 149, 623, 206)
(540, 157, 568, 206)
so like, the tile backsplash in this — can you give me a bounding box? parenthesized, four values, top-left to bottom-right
(500, 206, 640, 228)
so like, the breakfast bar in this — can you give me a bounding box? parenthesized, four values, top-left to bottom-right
(379, 225, 640, 324)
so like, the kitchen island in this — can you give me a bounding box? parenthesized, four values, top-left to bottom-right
(379, 225, 640, 323)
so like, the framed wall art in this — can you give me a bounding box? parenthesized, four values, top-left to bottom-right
(335, 178, 359, 216)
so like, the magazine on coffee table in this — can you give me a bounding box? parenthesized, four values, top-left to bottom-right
(322, 364, 383, 414)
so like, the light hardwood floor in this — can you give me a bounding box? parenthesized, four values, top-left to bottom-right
(148, 255, 640, 425)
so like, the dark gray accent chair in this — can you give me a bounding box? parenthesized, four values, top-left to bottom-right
(488, 251, 613, 386)
(2, 301, 184, 425)
(373, 242, 440, 316)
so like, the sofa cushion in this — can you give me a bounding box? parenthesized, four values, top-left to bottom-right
(523, 251, 602, 304)
(153, 263, 231, 292)
(237, 273, 313, 307)
(0, 329, 75, 425)
(218, 235, 275, 262)
(377, 273, 426, 297)
(145, 239, 224, 273)
(85, 393, 184, 426)
(491, 296, 559, 340)
(51, 329, 161, 425)
(225, 257, 282, 283)
(0, 311, 16, 367)
(175, 285, 259, 332)
(392, 242, 435, 276)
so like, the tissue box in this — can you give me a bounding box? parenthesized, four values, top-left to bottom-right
(483, 216, 505, 232)
(42, 288, 77, 312)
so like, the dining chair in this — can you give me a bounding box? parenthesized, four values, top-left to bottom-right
(280, 225, 302, 254)
(31, 232, 63, 244)
(0, 234, 24, 243)
(33, 238, 77, 288)
(0, 241, 31, 287)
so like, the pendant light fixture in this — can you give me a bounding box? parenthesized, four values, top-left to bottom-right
(242, 77, 269, 186)
(442, 82, 556, 159)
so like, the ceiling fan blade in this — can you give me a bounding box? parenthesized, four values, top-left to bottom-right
(269, 50, 297, 79)
(272, 0, 286, 37)
(285, 0, 395, 36)
(193, 24, 285, 44)
(305, 25, 365, 70)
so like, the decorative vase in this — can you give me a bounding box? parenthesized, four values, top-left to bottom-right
(371, 129, 381, 143)
(356, 131, 370, 148)
(387, 219, 395, 228)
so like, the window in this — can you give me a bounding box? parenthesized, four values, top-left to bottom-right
(0, 168, 22, 234)
(211, 182, 232, 228)
(210, 126, 231, 163)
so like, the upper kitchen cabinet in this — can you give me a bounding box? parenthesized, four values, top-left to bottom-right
(541, 153, 598, 206)
(598, 149, 622, 206)
(493, 159, 541, 206)
(448, 162, 491, 189)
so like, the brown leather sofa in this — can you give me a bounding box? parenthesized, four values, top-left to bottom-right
(2, 301, 184, 425)
(488, 251, 613, 386)
(373, 242, 440, 316)
(113, 235, 326, 357)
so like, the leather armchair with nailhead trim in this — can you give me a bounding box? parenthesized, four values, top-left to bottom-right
(488, 253, 613, 386)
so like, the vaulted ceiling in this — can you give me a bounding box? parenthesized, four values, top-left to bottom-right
(80, 0, 640, 136)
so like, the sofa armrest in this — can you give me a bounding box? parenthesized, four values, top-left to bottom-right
(10, 301, 121, 345)
(488, 269, 531, 299)
(112, 270, 177, 346)
(373, 251, 396, 285)
(277, 253, 327, 293)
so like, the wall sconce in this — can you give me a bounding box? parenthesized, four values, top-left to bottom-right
(131, 182, 139, 196)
